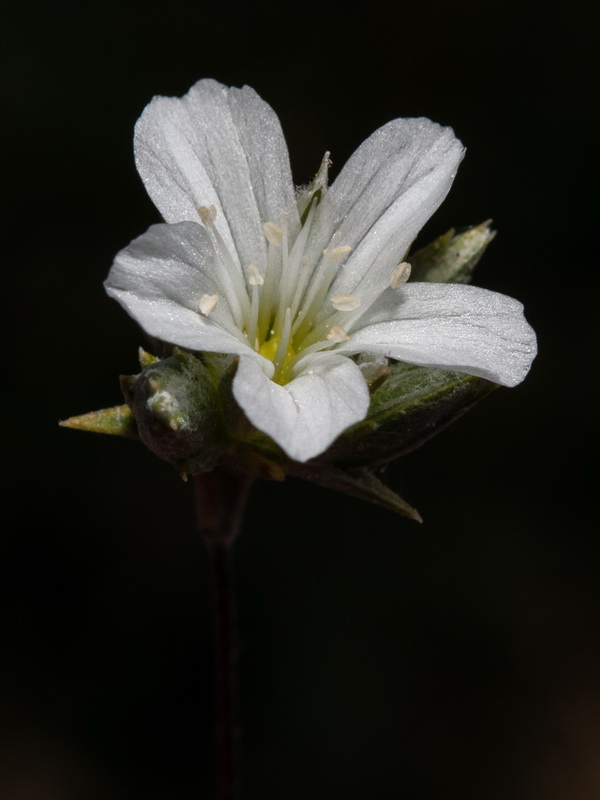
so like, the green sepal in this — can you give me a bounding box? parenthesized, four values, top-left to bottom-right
(287, 461, 422, 521)
(59, 404, 138, 438)
(138, 347, 159, 369)
(319, 362, 497, 468)
(410, 221, 495, 283)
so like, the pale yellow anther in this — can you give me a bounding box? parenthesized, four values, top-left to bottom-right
(263, 221, 284, 246)
(247, 264, 264, 286)
(331, 293, 362, 311)
(323, 236, 345, 258)
(330, 245, 353, 260)
(198, 205, 217, 228)
(390, 261, 412, 289)
(199, 294, 219, 315)
(326, 325, 351, 343)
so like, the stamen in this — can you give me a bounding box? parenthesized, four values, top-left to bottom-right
(247, 263, 264, 286)
(390, 261, 412, 288)
(198, 205, 217, 228)
(256, 217, 290, 344)
(292, 233, 352, 340)
(246, 284, 260, 349)
(326, 325, 351, 343)
(205, 224, 251, 327)
(263, 221, 284, 246)
(331, 294, 361, 311)
(256, 238, 280, 343)
(199, 294, 219, 315)
(274, 213, 292, 326)
(286, 199, 319, 317)
(330, 260, 412, 338)
(358, 354, 390, 388)
(329, 245, 353, 260)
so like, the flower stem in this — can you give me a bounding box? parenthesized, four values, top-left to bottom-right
(194, 469, 254, 800)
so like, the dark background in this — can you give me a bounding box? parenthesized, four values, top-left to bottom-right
(3, 2, 597, 798)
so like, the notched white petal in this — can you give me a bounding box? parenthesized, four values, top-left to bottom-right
(337, 283, 537, 388)
(311, 117, 465, 298)
(133, 78, 300, 269)
(232, 354, 369, 461)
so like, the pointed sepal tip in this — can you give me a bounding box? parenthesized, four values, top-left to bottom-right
(59, 404, 138, 438)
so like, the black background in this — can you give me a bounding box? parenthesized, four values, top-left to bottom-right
(3, 2, 597, 798)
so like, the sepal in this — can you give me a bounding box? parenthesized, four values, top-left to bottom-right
(319, 362, 497, 467)
(287, 461, 422, 521)
(59, 404, 138, 438)
(138, 347, 159, 369)
(410, 221, 495, 283)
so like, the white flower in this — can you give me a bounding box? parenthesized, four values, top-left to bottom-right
(105, 79, 537, 462)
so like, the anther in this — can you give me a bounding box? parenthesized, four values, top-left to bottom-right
(263, 221, 284, 246)
(199, 294, 219, 315)
(326, 325, 351, 343)
(198, 205, 217, 228)
(331, 294, 362, 311)
(390, 262, 411, 288)
(330, 245, 353, 260)
(247, 264, 264, 286)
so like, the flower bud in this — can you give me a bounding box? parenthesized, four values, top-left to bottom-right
(123, 349, 224, 476)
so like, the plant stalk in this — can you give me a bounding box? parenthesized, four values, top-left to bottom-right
(194, 469, 253, 800)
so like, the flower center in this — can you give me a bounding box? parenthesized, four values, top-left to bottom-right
(197, 200, 356, 384)
(259, 333, 297, 384)
(196, 200, 412, 385)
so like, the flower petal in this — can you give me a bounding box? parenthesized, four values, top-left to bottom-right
(105, 221, 268, 367)
(233, 354, 370, 461)
(134, 79, 299, 271)
(306, 118, 464, 303)
(336, 283, 537, 387)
